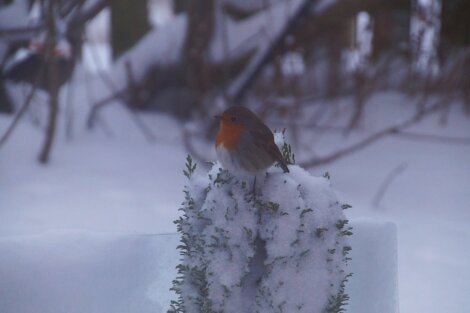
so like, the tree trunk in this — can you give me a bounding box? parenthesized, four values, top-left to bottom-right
(0, 78, 13, 114)
(440, 0, 470, 59)
(181, 0, 215, 107)
(111, 0, 150, 60)
(38, 0, 59, 164)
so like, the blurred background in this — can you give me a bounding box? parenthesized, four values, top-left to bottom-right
(0, 0, 469, 312)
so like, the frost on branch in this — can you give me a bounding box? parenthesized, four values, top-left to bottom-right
(169, 155, 352, 313)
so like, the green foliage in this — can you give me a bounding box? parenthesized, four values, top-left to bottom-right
(325, 273, 353, 313)
(213, 170, 234, 185)
(300, 208, 314, 218)
(342, 246, 352, 262)
(341, 203, 352, 210)
(335, 219, 348, 230)
(281, 128, 296, 165)
(315, 227, 328, 238)
(169, 155, 212, 313)
(183, 155, 197, 179)
(336, 219, 354, 237)
(267, 201, 280, 212)
(171, 155, 354, 313)
(324, 210, 354, 312)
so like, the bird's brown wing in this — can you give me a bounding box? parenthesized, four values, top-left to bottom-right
(249, 126, 290, 173)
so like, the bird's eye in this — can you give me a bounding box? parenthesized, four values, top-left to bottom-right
(230, 116, 237, 122)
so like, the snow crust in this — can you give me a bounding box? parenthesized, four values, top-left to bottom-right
(0, 220, 398, 313)
(0, 230, 179, 313)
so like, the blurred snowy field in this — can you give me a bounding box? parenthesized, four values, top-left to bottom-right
(1, 83, 469, 312)
(1, 4, 470, 309)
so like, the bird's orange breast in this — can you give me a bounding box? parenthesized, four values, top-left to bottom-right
(216, 122, 245, 150)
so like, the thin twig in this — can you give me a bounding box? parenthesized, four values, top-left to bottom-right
(372, 162, 408, 209)
(123, 60, 157, 142)
(0, 80, 41, 147)
(300, 97, 452, 168)
(0, 22, 52, 147)
(228, 0, 315, 101)
(394, 131, 470, 145)
(59, 0, 85, 19)
(67, 0, 110, 34)
(0, 24, 44, 42)
(86, 89, 125, 128)
(182, 126, 210, 166)
(85, 46, 157, 142)
(127, 111, 157, 143)
(64, 72, 76, 141)
(83, 60, 114, 137)
(268, 120, 470, 145)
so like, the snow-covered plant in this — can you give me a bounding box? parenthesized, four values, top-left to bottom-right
(169, 154, 352, 313)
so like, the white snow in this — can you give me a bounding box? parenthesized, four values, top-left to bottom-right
(0, 89, 186, 235)
(0, 230, 180, 313)
(346, 219, 398, 313)
(0, 1, 29, 29)
(345, 11, 373, 72)
(307, 95, 470, 313)
(81, 13, 186, 90)
(1, 77, 470, 312)
(113, 14, 186, 83)
(410, 0, 441, 75)
(211, 0, 304, 63)
(174, 163, 350, 312)
(1, 4, 470, 308)
(0, 220, 395, 313)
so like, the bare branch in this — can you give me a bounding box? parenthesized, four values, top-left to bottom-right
(85, 58, 157, 143)
(300, 98, 452, 168)
(123, 61, 157, 142)
(182, 126, 210, 167)
(0, 24, 44, 43)
(394, 131, 470, 145)
(86, 90, 126, 129)
(270, 120, 470, 146)
(67, 0, 110, 33)
(38, 0, 60, 164)
(0, 79, 41, 147)
(59, 0, 86, 19)
(372, 162, 408, 209)
(228, 0, 315, 101)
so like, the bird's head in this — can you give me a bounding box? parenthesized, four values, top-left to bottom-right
(215, 106, 259, 129)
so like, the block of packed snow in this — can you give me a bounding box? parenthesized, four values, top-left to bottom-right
(346, 218, 399, 313)
(0, 219, 398, 313)
(0, 231, 180, 313)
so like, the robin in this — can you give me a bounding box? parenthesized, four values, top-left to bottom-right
(215, 106, 289, 175)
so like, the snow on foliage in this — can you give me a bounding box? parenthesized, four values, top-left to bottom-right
(410, 0, 441, 75)
(107, 14, 187, 91)
(170, 155, 352, 313)
(210, 0, 304, 63)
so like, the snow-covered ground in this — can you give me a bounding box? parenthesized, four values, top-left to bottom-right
(303, 93, 470, 313)
(1, 2, 470, 310)
(1, 79, 469, 312)
(0, 81, 186, 236)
